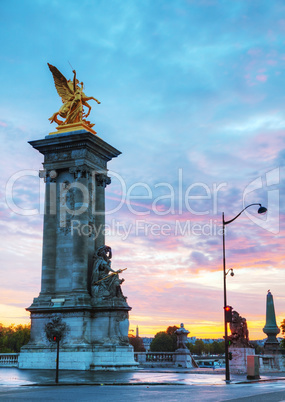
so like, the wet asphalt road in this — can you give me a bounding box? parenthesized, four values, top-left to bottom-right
(0, 368, 284, 401)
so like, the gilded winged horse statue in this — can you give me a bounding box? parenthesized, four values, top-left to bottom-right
(47, 63, 100, 129)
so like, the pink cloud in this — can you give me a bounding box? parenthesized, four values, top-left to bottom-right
(238, 130, 285, 161)
(256, 74, 268, 82)
(247, 48, 262, 56)
(267, 60, 277, 66)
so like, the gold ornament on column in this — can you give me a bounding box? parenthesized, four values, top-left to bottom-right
(47, 63, 100, 135)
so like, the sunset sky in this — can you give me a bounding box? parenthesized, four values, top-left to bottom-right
(0, 0, 284, 340)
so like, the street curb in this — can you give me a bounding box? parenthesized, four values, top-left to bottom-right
(235, 377, 285, 385)
(17, 377, 285, 387)
(21, 382, 187, 387)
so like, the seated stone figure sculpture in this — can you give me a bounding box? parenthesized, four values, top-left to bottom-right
(91, 245, 126, 300)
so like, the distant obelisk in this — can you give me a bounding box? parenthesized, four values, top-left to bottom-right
(263, 290, 280, 353)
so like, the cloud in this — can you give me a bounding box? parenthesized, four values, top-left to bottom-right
(256, 74, 268, 82)
(190, 251, 209, 265)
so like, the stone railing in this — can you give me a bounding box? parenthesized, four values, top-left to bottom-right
(0, 353, 19, 367)
(135, 352, 174, 365)
(258, 354, 285, 372)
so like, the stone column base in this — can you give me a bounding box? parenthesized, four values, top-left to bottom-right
(174, 348, 196, 368)
(19, 306, 138, 371)
(19, 345, 138, 371)
(229, 347, 255, 374)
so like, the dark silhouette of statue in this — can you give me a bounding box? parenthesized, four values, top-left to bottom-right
(229, 310, 253, 348)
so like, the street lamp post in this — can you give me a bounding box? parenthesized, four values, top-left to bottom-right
(222, 203, 267, 383)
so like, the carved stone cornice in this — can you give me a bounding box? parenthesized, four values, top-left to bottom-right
(44, 149, 107, 170)
(29, 131, 121, 164)
(30, 310, 93, 318)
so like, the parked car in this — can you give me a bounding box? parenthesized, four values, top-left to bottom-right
(197, 360, 221, 368)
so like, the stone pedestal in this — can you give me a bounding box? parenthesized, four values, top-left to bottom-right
(174, 348, 195, 368)
(264, 342, 280, 354)
(229, 347, 255, 374)
(18, 129, 138, 370)
(259, 353, 285, 373)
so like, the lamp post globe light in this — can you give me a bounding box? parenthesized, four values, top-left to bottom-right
(222, 203, 267, 383)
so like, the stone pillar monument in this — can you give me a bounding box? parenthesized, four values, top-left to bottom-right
(263, 290, 280, 353)
(19, 64, 138, 370)
(174, 323, 197, 368)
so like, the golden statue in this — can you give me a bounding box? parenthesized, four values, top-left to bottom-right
(48, 63, 100, 133)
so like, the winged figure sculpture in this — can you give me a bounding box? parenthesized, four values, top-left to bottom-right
(48, 63, 100, 128)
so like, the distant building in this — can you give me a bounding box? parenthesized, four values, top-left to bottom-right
(251, 339, 272, 347)
(202, 339, 213, 344)
(195, 338, 223, 344)
(141, 337, 153, 351)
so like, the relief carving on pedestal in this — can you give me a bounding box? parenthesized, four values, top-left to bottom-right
(44, 150, 107, 170)
(45, 151, 72, 163)
(113, 311, 130, 346)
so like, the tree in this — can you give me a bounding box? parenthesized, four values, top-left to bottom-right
(166, 325, 179, 351)
(194, 339, 205, 355)
(166, 326, 179, 337)
(187, 340, 225, 355)
(186, 342, 195, 354)
(128, 335, 146, 352)
(150, 331, 175, 352)
(0, 324, 30, 353)
(251, 341, 262, 355)
(210, 341, 225, 355)
(203, 343, 211, 355)
(150, 326, 179, 352)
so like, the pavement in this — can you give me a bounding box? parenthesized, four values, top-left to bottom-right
(0, 368, 285, 401)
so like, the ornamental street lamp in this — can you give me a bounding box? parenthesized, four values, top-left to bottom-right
(222, 203, 267, 383)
